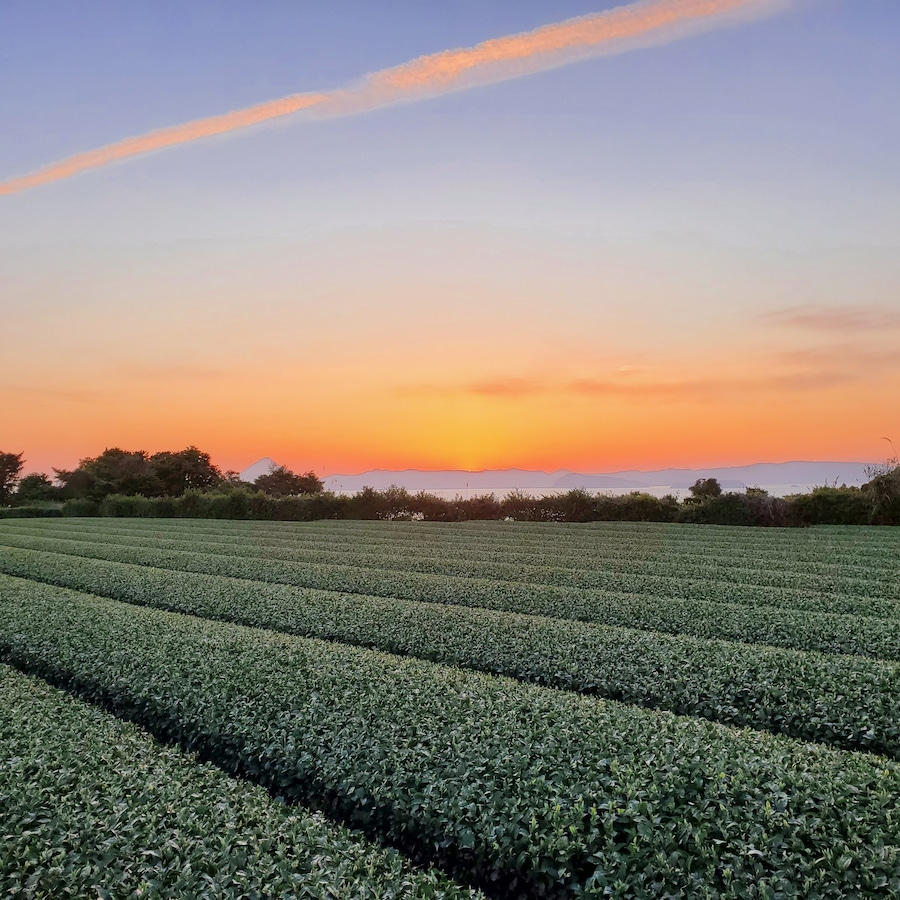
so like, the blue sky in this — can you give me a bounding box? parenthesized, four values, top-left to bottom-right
(2, 1, 900, 474)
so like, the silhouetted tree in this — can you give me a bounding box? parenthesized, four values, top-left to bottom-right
(0, 451, 24, 504)
(554, 488, 596, 522)
(688, 477, 723, 501)
(254, 465, 323, 497)
(14, 472, 57, 504)
(150, 446, 222, 495)
(53, 446, 226, 500)
(500, 489, 539, 521)
(348, 486, 382, 519)
(55, 448, 160, 500)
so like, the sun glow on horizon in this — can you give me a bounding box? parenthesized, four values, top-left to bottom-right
(3, 2, 898, 476)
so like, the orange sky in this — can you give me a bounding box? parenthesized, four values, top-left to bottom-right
(3, 1, 899, 477)
(8, 293, 900, 475)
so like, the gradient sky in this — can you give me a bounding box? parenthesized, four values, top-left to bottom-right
(3, 0, 900, 476)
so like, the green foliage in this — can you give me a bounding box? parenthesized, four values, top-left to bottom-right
(498, 488, 541, 520)
(53, 446, 224, 502)
(790, 486, 872, 526)
(15, 459, 899, 523)
(0, 665, 480, 899)
(254, 464, 324, 497)
(3, 521, 896, 659)
(449, 493, 504, 522)
(688, 477, 723, 501)
(0, 541, 896, 757)
(148, 446, 223, 494)
(549, 488, 597, 522)
(594, 492, 681, 522)
(83, 488, 348, 521)
(60, 497, 100, 517)
(678, 493, 752, 525)
(55, 448, 161, 501)
(12, 472, 57, 504)
(99, 493, 157, 518)
(1, 577, 898, 898)
(0, 451, 24, 505)
(864, 468, 900, 526)
(0, 505, 63, 519)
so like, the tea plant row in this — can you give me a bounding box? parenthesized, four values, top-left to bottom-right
(0, 576, 896, 899)
(6, 521, 897, 609)
(1, 549, 896, 756)
(0, 663, 479, 899)
(9, 518, 900, 586)
(1, 537, 896, 660)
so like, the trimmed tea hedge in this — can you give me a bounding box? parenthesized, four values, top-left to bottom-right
(0, 547, 897, 756)
(1, 537, 897, 660)
(1, 575, 897, 898)
(4, 519, 898, 604)
(4, 522, 898, 615)
(14, 516, 897, 561)
(0, 664, 480, 899)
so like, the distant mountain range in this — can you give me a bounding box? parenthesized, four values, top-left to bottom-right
(240, 459, 870, 495)
(239, 457, 280, 483)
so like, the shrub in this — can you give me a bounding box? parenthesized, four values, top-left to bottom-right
(100, 494, 155, 518)
(594, 492, 680, 523)
(0, 505, 63, 519)
(61, 498, 100, 517)
(864, 469, 900, 526)
(789, 487, 871, 526)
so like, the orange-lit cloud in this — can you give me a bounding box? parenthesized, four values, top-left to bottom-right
(763, 304, 900, 333)
(409, 345, 900, 402)
(1, 383, 98, 402)
(1, 0, 788, 195)
(117, 363, 231, 382)
(0, 94, 327, 196)
(775, 343, 900, 371)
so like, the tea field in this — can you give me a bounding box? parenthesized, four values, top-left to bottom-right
(1, 519, 898, 897)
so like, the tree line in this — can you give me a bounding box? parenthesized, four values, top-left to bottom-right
(0, 447, 322, 505)
(1, 446, 898, 526)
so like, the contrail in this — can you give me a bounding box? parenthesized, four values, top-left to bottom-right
(1, 0, 787, 196)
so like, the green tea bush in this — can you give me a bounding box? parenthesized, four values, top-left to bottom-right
(27, 516, 894, 580)
(6, 518, 898, 608)
(1, 578, 897, 898)
(0, 548, 895, 756)
(0, 665, 481, 899)
(2, 533, 896, 659)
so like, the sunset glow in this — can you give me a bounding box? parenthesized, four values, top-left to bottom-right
(3, 1, 899, 477)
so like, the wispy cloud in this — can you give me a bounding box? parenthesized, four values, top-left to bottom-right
(0, 384, 98, 402)
(117, 363, 231, 382)
(409, 374, 734, 401)
(763, 304, 900, 333)
(1, 0, 789, 195)
(775, 342, 900, 374)
(408, 344, 900, 401)
(467, 377, 545, 398)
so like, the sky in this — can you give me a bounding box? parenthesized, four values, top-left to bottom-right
(2, 0, 900, 476)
